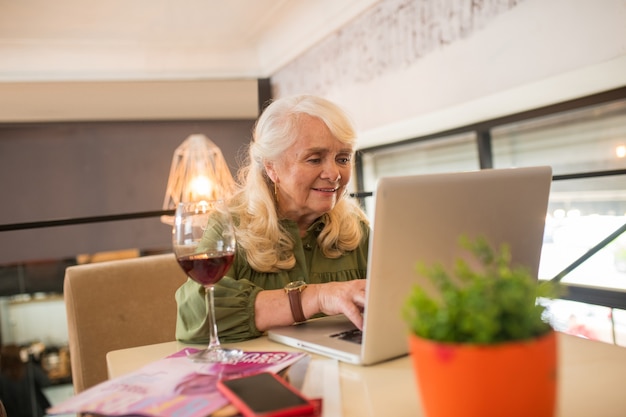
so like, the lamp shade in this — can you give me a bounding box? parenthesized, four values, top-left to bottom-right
(161, 134, 235, 224)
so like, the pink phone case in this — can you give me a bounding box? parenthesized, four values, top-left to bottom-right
(217, 372, 317, 417)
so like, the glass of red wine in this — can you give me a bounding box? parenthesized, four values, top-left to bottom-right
(173, 200, 243, 363)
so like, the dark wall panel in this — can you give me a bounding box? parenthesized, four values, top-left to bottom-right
(0, 119, 254, 265)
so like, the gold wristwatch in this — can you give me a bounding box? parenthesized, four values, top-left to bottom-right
(284, 280, 308, 324)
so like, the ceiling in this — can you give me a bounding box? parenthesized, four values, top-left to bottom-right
(0, 0, 379, 82)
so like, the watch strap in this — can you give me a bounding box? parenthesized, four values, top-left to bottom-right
(286, 286, 307, 323)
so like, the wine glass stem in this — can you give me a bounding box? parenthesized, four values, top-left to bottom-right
(206, 285, 221, 350)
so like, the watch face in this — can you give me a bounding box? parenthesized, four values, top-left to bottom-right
(285, 280, 306, 291)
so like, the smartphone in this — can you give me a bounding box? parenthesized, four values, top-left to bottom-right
(217, 372, 316, 417)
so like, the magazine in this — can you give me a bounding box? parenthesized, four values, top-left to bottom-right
(47, 348, 308, 417)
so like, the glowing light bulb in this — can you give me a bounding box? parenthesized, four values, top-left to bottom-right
(616, 145, 626, 158)
(189, 175, 213, 200)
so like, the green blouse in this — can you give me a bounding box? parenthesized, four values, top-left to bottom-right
(175, 217, 369, 343)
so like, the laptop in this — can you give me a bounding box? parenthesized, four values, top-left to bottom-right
(268, 166, 553, 365)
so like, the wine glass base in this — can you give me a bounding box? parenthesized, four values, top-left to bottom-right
(187, 347, 244, 364)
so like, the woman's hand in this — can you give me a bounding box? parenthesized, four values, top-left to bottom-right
(312, 279, 367, 330)
(254, 279, 367, 332)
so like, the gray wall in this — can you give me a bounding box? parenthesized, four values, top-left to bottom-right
(0, 119, 254, 266)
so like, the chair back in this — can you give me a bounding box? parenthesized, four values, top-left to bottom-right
(64, 253, 187, 392)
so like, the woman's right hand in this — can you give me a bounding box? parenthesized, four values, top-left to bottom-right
(254, 279, 367, 332)
(311, 279, 367, 330)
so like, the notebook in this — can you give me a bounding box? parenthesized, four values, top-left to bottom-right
(268, 166, 553, 365)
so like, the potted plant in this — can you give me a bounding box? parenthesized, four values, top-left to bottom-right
(403, 235, 562, 417)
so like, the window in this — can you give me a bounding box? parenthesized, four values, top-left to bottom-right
(359, 132, 478, 214)
(492, 100, 626, 175)
(491, 100, 626, 290)
(357, 88, 626, 303)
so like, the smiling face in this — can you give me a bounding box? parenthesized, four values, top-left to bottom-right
(264, 114, 353, 231)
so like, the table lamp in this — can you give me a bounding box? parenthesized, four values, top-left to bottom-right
(161, 134, 235, 225)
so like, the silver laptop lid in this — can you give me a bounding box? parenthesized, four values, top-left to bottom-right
(360, 166, 552, 364)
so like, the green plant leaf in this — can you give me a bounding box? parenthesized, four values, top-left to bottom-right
(403, 235, 563, 344)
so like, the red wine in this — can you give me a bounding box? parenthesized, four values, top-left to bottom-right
(177, 253, 235, 286)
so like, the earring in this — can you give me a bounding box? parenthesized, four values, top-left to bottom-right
(274, 181, 279, 204)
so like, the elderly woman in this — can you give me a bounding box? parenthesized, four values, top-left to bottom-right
(175, 94, 369, 343)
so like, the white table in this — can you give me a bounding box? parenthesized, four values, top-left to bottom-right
(107, 333, 626, 417)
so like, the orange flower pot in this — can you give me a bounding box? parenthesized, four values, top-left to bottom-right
(409, 330, 557, 417)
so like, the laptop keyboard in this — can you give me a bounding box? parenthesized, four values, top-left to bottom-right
(330, 328, 363, 344)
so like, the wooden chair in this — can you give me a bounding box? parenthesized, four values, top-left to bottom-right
(64, 253, 188, 393)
